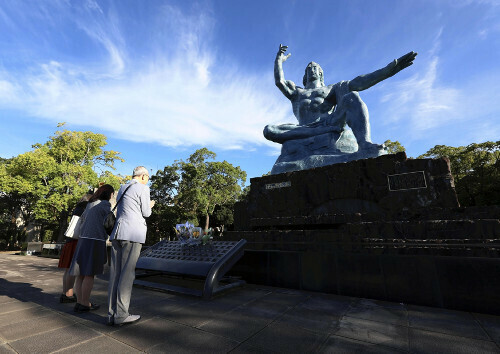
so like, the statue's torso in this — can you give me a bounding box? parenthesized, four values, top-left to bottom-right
(293, 86, 336, 125)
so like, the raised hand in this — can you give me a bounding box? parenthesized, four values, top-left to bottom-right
(277, 44, 292, 62)
(387, 51, 417, 77)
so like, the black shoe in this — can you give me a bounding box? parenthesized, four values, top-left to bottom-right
(106, 316, 114, 326)
(60, 294, 77, 303)
(74, 303, 100, 313)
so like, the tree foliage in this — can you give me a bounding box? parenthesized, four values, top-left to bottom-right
(0, 124, 124, 245)
(383, 140, 406, 154)
(418, 141, 500, 206)
(147, 165, 181, 244)
(147, 148, 246, 245)
(176, 148, 247, 230)
(0, 189, 31, 250)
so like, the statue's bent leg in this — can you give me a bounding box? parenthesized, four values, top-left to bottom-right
(264, 124, 299, 143)
(342, 92, 381, 150)
(264, 123, 340, 144)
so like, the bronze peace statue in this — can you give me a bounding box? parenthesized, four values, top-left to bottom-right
(265, 44, 417, 174)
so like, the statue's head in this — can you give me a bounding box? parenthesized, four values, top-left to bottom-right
(303, 62, 324, 87)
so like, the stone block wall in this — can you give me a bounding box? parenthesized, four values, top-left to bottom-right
(226, 153, 500, 315)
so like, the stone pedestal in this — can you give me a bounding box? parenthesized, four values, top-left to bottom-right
(226, 152, 500, 314)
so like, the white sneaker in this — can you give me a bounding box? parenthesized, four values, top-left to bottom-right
(115, 314, 141, 326)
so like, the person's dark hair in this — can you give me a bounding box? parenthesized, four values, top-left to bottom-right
(79, 190, 94, 203)
(89, 184, 114, 202)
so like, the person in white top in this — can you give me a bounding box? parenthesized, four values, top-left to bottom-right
(58, 192, 92, 304)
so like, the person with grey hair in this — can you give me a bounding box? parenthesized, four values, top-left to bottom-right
(107, 166, 155, 326)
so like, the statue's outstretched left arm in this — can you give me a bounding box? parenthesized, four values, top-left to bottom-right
(349, 51, 417, 92)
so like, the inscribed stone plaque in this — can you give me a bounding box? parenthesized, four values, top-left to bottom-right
(387, 171, 427, 191)
(265, 181, 291, 190)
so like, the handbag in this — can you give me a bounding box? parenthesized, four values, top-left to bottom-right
(64, 215, 81, 238)
(65, 204, 87, 239)
(73, 211, 86, 239)
(103, 212, 116, 236)
(104, 184, 133, 235)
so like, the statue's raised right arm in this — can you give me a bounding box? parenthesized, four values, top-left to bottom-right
(275, 44, 297, 99)
(348, 51, 417, 92)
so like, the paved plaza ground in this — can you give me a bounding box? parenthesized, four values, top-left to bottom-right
(0, 252, 499, 353)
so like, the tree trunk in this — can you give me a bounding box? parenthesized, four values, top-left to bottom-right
(7, 212, 18, 249)
(204, 213, 210, 231)
(57, 210, 69, 242)
(39, 223, 45, 242)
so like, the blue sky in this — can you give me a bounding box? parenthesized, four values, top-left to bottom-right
(1, 0, 499, 183)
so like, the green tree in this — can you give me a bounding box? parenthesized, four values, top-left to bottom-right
(147, 165, 181, 245)
(211, 203, 235, 233)
(146, 149, 246, 244)
(98, 170, 127, 191)
(175, 148, 247, 230)
(0, 124, 124, 242)
(383, 140, 406, 154)
(0, 158, 33, 249)
(418, 141, 500, 206)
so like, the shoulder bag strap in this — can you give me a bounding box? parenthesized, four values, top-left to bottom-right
(112, 183, 134, 212)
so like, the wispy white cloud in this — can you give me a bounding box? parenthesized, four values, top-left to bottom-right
(454, 0, 500, 7)
(0, 6, 15, 30)
(0, 79, 18, 103)
(0, 1, 290, 152)
(66, 0, 127, 77)
(380, 56, 461, 134)
(377, 28, 461, 139)
(478, 22, 500, 39)
(378, 49, 500, 145)
(452, 0, 500, 39)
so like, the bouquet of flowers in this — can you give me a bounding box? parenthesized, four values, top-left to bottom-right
(174, 222, 213, 245)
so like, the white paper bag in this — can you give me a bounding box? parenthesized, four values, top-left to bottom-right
(64, 215, 82, 239)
